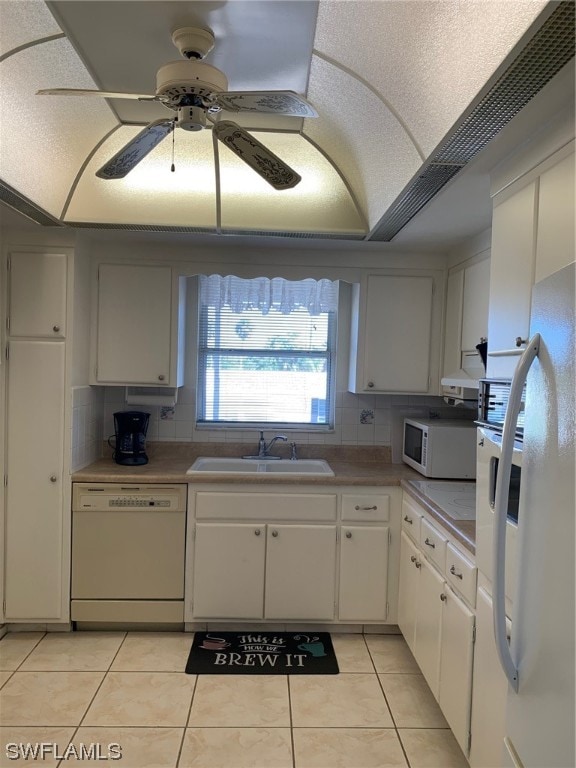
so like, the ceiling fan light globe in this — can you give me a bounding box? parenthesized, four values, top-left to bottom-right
(177, 106, 206, 131)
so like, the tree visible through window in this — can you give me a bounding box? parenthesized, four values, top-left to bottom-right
(196, 275, 338, 427)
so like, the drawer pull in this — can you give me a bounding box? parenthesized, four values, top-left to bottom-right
(415, 561, 421, 569)
(254, 529, 261, 536)
(410, 555, 417, 563)
(449, 565, 463, 579)
(355, 505, 377, 511)
(403, 515, 413, 524)
(271, 530, 278, 538)
(440, 593, 447, 602)
(424, 537, 436, 549)
(346, 531, 352, 539)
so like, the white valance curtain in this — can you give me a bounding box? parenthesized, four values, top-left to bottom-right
(199, 274, 339, 316)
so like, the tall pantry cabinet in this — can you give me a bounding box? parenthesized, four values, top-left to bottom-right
(2, 249, 72, 623)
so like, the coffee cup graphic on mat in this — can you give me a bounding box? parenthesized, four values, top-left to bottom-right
(200, 635, 230, 651)
(297, 641, 326, 657)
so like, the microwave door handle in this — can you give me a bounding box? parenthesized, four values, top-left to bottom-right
(492, 333, 540, 693)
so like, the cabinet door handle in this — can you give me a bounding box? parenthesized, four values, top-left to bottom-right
(410, 555, 417, 563)
(52, 325, 60, 333)
(415, 561, 421, 569)
(271, 530, 278, 537)
(403, 515, 413, 524)
(449, 565, 463, 579)
(254, 529, 261, 536)
(367, 381, 375, 388)
(440, 593, 447, 602)
(424, 537, 436, 549)
(355, 505, 377, 511)
(346, 531, 352, 539)
(50, 475, 57, 482)
(158, 374, 166, 381)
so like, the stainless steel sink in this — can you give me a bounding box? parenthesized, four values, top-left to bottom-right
(186, 457, 334, 476)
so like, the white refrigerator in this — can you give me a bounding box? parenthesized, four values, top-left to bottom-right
(494, 261, 575, 768)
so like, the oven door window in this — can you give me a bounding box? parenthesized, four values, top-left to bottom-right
(489, 456, 521, 524)
(404, 424, 424, 463)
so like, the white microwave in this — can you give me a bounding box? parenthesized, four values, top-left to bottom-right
(402, 418, 477, 479)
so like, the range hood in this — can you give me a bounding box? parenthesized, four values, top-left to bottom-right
(441, 350, 486, 390)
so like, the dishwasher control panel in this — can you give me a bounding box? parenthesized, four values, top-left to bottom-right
(73, 483, 187, 512)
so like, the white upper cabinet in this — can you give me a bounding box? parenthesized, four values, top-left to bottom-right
(535, 151, 575, 284)
(349, 274, 438, 393)
(91, 263, 184, 386)
(487, 144, 574, 378)
(442, 256, 490, 395)
(8, 252, 67, 338)
(461, 259, 490, 352)
(487, 182, 538, 378)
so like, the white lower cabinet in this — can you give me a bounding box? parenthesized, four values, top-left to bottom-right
(414, 555, 444, 697)
(398, 532, 420, 648)
(398, 500, 477, 757)
(193, 524, 266, 619)
(438, 585, 475, 754)
(187, 486, 400, 624)
(338, 525, 389, 621)
(265, 525, 337, 620)
(192, 522, 336, 620)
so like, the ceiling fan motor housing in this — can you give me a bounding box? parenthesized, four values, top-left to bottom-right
(156, 60, 228, 106)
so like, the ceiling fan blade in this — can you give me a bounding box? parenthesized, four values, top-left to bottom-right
(96, 119, 174, 179)
(215, 91, 317, 118)
(37, 88, 165, 102)
(213, 120, 301, 190)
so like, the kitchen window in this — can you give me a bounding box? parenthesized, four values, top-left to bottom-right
(196, 274, 338, 428)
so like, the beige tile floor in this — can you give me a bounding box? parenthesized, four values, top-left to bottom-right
(0, 630, 469, 768)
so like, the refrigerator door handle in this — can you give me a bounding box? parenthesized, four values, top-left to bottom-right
(492, 333, 540, 693)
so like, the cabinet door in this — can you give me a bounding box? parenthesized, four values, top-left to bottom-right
(461, 258, 490, 351)
(5, 341, 65, 620)
(95, 264, 173, 385)
(469, 587, 511, 768)
(339, 526, 389, 621)
(265, 525, 336, 620)
(535, 151, 575, 283)
(438, 585, 475, 755)
(8, 252, 66, 338)
(442, 270, 464, 379)
(362, 275, 433, 392)
(192, 523, 266, 619)
(487, 182, 537, 377)
(398, 531, 421, 651)
(413, 555, 444, 698)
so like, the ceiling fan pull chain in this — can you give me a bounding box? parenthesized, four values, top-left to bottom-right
(171, 122, 176, 172)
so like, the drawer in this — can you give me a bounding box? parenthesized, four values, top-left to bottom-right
(342, 494, 390, 522)
(401, 497, 423, 542)
(420, 518, 447, 571)
(445, 542, 477, 607)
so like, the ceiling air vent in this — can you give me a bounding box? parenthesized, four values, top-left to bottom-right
(0, 180, 61, 227)
(368, 0, 575, 242)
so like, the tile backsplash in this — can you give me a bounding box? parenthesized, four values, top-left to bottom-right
(98, 385, 475, 463)
(71, 386, 105, 471)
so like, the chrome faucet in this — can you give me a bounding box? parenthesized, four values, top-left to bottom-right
(258, 431, 287, 458)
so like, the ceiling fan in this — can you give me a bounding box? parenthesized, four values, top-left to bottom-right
(37, 26, 318, 190)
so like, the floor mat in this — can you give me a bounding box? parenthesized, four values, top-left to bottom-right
(185, 631, 339, 674)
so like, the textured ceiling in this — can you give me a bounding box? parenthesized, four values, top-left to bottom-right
(0, 0, 569, 240)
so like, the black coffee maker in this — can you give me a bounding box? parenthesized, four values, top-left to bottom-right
(112, 411, 150, 465)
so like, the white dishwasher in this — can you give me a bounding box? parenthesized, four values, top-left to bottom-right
(71, 483, 187, 624)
